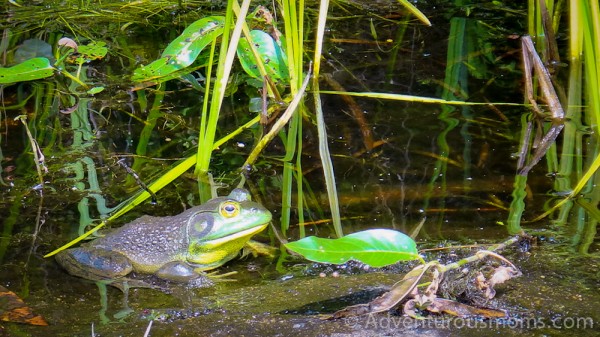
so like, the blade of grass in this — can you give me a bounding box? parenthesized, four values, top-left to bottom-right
(396, 0, 431, 26)
(529, 153, 600, 222)
(278, 0, 306, 236)
(197, 0, 252, 174)
(318, 90, 523, 106)
(313, 0, 343, 238)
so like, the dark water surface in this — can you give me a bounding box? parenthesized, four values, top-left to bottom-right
(1, 1, 599, 336)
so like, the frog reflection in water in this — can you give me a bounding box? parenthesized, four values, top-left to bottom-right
(56, 189, 272, 289)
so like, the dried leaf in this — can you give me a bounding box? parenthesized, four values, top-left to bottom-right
(424, 268, 443, 298)
(403, 299, 420, 319)
(489, 265, 521, 286)
(476, 266, 521, 299)
(518, 36, 565, 175)
(424, 298, 506, 318)
(331, 262, 437, 319)
(0, 285, 48, 326)
(405, 267, 444, 318)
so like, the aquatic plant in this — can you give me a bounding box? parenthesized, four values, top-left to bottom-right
(506, 0, 600, 251)
(5, 0, 598, 261)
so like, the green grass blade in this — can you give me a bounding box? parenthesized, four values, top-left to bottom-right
(312, 0, 342, 238)
(197, 0, 251, 174)
(44, 154, 197, 257)
(318, 90, 523, 106)
(396, 0, 431, 26)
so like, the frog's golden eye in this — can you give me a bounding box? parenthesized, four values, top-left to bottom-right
(220, 201, 240, 218)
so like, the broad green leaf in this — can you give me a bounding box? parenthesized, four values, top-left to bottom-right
(133, 64, 208, 90)
(0, 57, 55, 84)
(237, 30, 289, 82)
(132, 16, 225, 82)
(285, 229, 421, 267)
(75, 41, 108, 63)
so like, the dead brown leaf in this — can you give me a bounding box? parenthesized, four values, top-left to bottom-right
(476, 265, 522, 299)
(0, 285, 48, 326)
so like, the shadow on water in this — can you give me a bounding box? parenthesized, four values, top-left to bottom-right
(281, 289, 388, 316)
(1, 0, 600, 336)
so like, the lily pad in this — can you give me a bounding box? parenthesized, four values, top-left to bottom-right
(285, 229, 420, 267)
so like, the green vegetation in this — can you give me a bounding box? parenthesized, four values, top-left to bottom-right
(506, 0, 600, 250)
(4, 2, 600, 335)
(1, 0, 600, 267)
(285, 229, 422, 267)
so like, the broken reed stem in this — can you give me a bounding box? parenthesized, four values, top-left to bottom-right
(242, 64, 312, 168)
(438, 235, 521, 273)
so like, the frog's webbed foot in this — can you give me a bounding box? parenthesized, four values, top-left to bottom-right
(155, 261, 243, 288)
(154, 261, 214, 288)
(185, 275, 214, 288)
(184, 270, 238, 288)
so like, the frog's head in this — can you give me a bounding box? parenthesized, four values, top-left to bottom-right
(185, 188, 272, 270)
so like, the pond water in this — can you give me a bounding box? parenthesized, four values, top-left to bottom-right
(1, 1, 599, 336)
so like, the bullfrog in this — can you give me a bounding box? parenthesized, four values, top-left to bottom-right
(56, 188, 272, 287)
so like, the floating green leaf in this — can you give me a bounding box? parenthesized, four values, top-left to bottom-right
(237, 30, 289, 82)
(285, 229, 421, 267)
(0, 57, 55, 84)
(132, 16, 225, 83)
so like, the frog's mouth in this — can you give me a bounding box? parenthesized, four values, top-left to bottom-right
(200, 222, 269, 249)
(187, 223, 269, 269)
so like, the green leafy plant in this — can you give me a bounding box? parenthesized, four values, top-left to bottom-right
(132, 16, 226, 84)
(0, 38, 105, 88)
(284, 229, 423, 267)
(0, 57, 54, 84)
(41, 0, 436, 256)
(236, 29, 289, 83)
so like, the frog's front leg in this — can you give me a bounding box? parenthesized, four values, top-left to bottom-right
(155, 261, 212, 288)
(56, 247, 133, 282)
